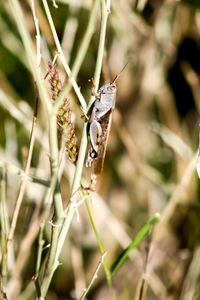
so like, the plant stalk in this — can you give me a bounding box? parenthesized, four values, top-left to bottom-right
(38, 0, 110, 297)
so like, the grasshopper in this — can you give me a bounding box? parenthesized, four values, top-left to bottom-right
(86, 63, 128, 174)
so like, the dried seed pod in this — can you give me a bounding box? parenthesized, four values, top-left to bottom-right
(46, 61, 78, 162)
(47, 61, 62, 101)
(58, 99, 78, 163)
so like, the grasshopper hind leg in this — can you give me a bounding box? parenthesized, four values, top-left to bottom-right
(86, 120, 102, 167)
(89, 120, 102, 153)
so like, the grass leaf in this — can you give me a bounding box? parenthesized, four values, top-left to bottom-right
(110, 213, 160, 274)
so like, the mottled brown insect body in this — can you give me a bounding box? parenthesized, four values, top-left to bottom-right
(86, 63, 128, 174)
(86, 81, 117, 174)
(92, 108, 112, 174)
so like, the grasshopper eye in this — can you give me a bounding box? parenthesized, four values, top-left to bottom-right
(108, 86, 115, 92)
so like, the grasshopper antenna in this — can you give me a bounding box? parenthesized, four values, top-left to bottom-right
(112, 60, 129, 83)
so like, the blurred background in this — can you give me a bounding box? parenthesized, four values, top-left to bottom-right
(1, 0, 200, 299)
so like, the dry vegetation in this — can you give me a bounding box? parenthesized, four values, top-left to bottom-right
(1, 0, 200, 299)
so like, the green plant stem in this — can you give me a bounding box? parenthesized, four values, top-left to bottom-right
(47, 112, 62, 216)
(79, 253, 106, 300)
(0, 168, 9, 298)
(36, 2, 100, 283)
(7, 4, 62, 275)
(70, 0, 99, 85)
(35, 225, 45, 280)
(56, 124, 88, 253)
(8, 0, 51, 114)
(0, 159, 50, 187)
(8, 91, 38, 244)
(7, 0, 63, 204)
(38, 0, 110, 297)
(8, 1, 64, 293)
(82, 4, 113, 286)
(38, 113, 64, 298)
(85, 198, 111, 286)
(8, 0, 62, 225)
(58, 0, 110, 242)
(42, 0, 87, 110)
(89, 0, 110, 105)
(69, 0, 110, 198)
(39, 209, 63, 298)
(55, 0, 100, 111)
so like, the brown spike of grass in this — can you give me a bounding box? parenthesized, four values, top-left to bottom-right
(47, 61, 78, 162)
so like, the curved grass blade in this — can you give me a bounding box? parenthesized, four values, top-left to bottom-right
(110, 213, 160, 275)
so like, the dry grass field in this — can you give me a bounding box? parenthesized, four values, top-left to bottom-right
(0, 0, 200, 299)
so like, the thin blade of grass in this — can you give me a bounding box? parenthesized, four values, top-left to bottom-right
(110, 213, 160, 274)
(0, 168, 9, 298)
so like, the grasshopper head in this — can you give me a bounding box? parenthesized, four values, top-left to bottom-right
(99, 61, 128, 95)
(99, 81, 117, 94)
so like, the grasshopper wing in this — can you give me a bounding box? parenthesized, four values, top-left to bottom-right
(93, 108, 112, 174)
